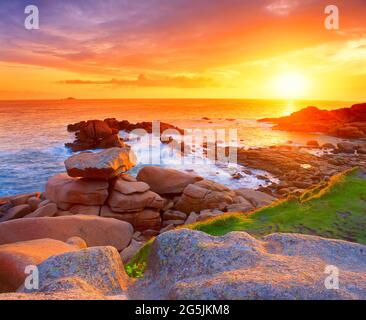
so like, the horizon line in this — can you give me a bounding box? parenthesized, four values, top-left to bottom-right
(0, 97, 362, 103)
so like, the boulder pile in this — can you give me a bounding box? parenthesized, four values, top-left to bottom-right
(0, 148, 279, 267)
(0, 157, 277, 265)
(1, 162, 276, 234)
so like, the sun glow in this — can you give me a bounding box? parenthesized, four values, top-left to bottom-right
(274, 72, 309, 99)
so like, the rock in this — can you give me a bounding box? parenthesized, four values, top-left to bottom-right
(234, 188, 276, 208)
(38, 199, 52, 208)
(55, 210, 73, 217)
(333, 126, 365, 139)
(0, 196, 11, 207)
(175, 180, 236, 213)
(113, 177, 150, 194)
(100, 206, 136, 225)
(0, 216, 133, 251)
(321, 143, 336, 150)
(69, 205, 101, 216)
(291, 189, 306, 196)
(184, 212, 198, 225)
(337, 142, 356, 154)
(0, 239, 79, 292)
(10, 192, 41, 207)
(159, 224, 175, 234)
(108, 190, 164, 213)
(134, 210, 161, 231)
(120, 240, 144, 264)
(65, 147, 136, 180)
(231, 172, 244, 180)
(307, 140, 319, 148)
(0, 203, 12, 215)
(162, 220, 185, 227)
(45, 173, 109, 210)
(137, 166, 203, 195)
(27, 197, 42, 211)
(278, 188, 290, 195)
(226, 203, 253, 213)
(134, 229, 366, 300)
(162, 210, 187, 221)
(142, 229, 160, 238)
(120, 120, 184, 135)
(162, 199, 174, 211)
(197, 211, 223, 222)
(132, 231, 142, 240)
(66, 236, 87, 249)
(65, 119, 125, 152)
(293, 181, 312, 189)
(118, 173, 137, 182)
(0, 204, 33, 222)
(259, 104, 366, 139)
(24, 203, 58, 218)
(20, 247, 129, 296)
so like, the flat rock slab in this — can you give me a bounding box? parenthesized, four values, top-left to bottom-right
(137, 166, 203, 194)
(0, 216, 133, 251)
(65, 147, 137, 180)
(132, 229, 366, 300)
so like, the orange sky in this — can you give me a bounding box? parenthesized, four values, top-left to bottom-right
(0, 0, 366, 100)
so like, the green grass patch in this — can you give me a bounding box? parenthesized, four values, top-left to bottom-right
(125, 168, 366, 277)
(193, 168, 366, 243)
(125, 239, 153, 278)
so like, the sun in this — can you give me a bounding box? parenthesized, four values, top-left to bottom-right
(274, 72, 308, 99)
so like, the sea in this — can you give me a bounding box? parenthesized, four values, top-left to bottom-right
(0, 99, 357, 197)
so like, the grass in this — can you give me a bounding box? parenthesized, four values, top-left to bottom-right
(125, 168, 366, 277)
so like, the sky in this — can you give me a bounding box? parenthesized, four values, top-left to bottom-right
(0, 0, 366, 100)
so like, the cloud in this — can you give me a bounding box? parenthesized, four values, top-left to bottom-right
(265, 0, 299, 16)
(57, 73, 219, 88)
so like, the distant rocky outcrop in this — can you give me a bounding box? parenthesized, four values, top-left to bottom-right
(259, 104, 366, 139)
(65, 120, 125, 152)
(133, 229, 366, 300)
(66, 118, 184, 152)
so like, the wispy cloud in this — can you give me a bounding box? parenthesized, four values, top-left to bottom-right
(265, 0, 299, 16)
(57, 73, 219, 88)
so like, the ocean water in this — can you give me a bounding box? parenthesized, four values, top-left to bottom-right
(0, 99, 355, 197)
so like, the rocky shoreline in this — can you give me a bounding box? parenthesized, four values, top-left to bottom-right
(236, 143, 366, 198)
(1, 108, 366, 300)
(259, 103, 366, 139)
